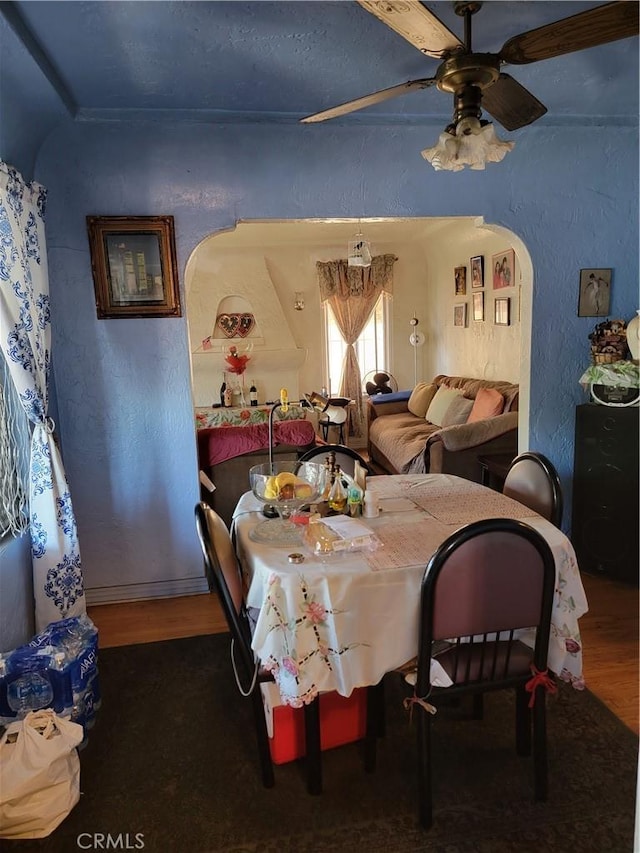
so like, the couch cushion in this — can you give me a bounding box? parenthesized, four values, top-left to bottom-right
(368, 412, 441, 472)
(441, 395, 474, 427)
(467, 387, 505, 423)
(407, 382, 437, 419)
(370, 390, 412, 405)
(426, 386, 464, 427)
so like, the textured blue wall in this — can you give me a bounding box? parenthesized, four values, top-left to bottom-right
(30, 118, 638, 598)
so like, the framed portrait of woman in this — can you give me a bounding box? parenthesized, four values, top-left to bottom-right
(577, 268, 612, 317)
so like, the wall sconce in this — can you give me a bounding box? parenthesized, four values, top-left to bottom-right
(294, 291, 305, 311)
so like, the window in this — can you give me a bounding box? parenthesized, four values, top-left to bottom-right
(324, 293, 390, 395)
(0, 358, 29, 537)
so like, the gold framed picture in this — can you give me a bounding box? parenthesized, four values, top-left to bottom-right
(87, 215, 181, 319)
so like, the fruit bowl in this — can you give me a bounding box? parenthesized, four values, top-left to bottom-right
(248, 461, 327, 545)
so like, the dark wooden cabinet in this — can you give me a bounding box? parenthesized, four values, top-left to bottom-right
(572, 404, 639, 584)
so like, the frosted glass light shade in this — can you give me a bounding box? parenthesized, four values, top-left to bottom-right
(421, 123, 515, 172)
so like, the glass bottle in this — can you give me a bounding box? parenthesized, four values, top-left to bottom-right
(250, 380, 258, 406)
(219, 372, 227, 407)
(328, 465, 347, 513)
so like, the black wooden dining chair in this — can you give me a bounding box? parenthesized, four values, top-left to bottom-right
(296, 444, 374, 478)
(195, 502, 324, 792)
(503, 451, 564, 527)
(407, 518, 556, 829)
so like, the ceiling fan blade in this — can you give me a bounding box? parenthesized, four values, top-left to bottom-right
(300, 78, 436, 123)
(499, 1, 639, 65)
(482, 74, 547, 131)
(356, 0, 463, 58)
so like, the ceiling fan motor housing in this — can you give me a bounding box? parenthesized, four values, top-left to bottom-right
(436, 53, 500, 130)
(436, 54, 500, 94)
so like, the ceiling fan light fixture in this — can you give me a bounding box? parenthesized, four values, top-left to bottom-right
(421, 120, 515, 172)
(455, 115, 482, 136)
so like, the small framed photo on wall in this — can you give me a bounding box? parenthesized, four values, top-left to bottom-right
(471, 255, 484, 289)
(491, 249, 515, 289)
(577, 268, 612, 317)
(454, 266, 467, 295)
(453, 303, 467, 327)
(472, 291, 484, 322)
(494, 297, 511, 326)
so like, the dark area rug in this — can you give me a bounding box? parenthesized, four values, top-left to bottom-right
(6, 633, 637, 853)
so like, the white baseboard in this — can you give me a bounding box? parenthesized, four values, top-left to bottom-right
(85, 576, 209, 606)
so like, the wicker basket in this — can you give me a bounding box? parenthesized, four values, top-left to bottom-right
(593, 352, 621, 365)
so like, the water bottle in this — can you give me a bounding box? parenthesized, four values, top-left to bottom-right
(4, 642, 55, 717)
(49, 651, 74, 719)
(7, 669, 54, 716)
(0, 654, 16, 726)
(59, 616, 100, 729)
(40, 614, 101, 732)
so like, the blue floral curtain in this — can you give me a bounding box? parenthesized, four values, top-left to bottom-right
(0, 161, 86, 631)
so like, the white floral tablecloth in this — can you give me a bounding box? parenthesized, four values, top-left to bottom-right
(233, 474, 588, 706)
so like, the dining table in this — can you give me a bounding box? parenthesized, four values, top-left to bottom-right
(232, 473, 588, 708)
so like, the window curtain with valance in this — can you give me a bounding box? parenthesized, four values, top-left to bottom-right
(316, 254, 396, 437)
(0, 161, 86, 631)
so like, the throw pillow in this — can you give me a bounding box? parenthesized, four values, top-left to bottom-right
(425, 386, 464, 427)
(407, 382, 437, 419)
(467, 387, 505, 423)
(441, 395, 474, 427)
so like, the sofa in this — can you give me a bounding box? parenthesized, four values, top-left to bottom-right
(366, 374, 519, 483)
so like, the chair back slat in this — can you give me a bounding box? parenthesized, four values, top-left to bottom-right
(503, 451, 563, 527)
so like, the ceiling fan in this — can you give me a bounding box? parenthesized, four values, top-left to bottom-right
(301, 1, 639, 133)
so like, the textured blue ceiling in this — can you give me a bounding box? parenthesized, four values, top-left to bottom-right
(4, 1, 639, 124)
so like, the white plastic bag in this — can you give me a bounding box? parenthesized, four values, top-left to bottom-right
(0, 709, 84, 839)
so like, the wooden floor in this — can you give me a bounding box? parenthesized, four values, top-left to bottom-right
(88, 570, 639, 735)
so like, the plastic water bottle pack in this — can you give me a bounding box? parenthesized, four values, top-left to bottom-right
(0, 614, 100, 741)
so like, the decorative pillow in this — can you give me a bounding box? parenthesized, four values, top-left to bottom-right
(441, 395, 474, 427)
(407, 382, 437, 419)
(425, 386, 464, 427)
(467, 387, 505, 423)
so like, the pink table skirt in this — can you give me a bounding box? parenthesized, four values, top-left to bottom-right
(198, 420, 316, 467)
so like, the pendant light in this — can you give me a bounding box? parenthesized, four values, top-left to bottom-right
(348, 220, 371, 268)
